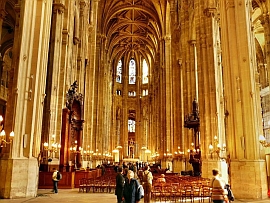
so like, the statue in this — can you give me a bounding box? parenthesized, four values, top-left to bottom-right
(66, 81, 82, 110)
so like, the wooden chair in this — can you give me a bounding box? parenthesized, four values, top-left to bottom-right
(161, 184, 173, 202)
(107, 179, 116, 193)
(88, 178, 96, 193)
(193, 185, 201, 202)
(170, 183, 180, 202)
(151, 185, 162, 202)
(78, 178, 87, 193)
(181, 184, 194, 203)
(201, 185, 212, 203)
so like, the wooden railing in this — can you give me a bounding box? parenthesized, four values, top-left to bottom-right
(38, 169, 102, 189)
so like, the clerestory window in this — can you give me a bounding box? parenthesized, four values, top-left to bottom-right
(142, 59, 148, 84)
(116, 60, 122, 83)
(129, 59, 136, 84)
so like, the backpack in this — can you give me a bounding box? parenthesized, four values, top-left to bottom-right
(143, 171, 151, 183)
(134, 180, 144, 199)
(225, 184, 234, 201)
(57, 171, 62, 180)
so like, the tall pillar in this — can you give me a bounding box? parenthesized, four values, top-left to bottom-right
(84, 0, 99, 155)
(41, 1, 65, 165)
(260, 14, 270, 88)
(163, 36, 173, 155)
(0, 0, 53, 198)
(219, 0, 267, 199)
(198, 3, 228, 181)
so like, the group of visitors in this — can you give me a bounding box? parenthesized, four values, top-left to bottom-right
(51, 161, 232, 203)
(115, 164, 153, 203)
(115, 166, 233, 203)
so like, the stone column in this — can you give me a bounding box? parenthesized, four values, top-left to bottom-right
(122, 72, 128, 158)
(163, 36, 173, 155)
(198, 4, 229, 180)
(84, 0, 99, 154)
(260, 14, 270, 88)
(0, 0, 53, 198)
(0, 7, 7, 56)
(219, 0, 267, 199)
(41, 1, 65, 165)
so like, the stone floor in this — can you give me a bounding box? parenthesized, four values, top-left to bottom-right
(0, 189, 269, 203)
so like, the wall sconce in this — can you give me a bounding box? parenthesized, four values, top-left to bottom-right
(103, 152, 113, 162)
(259, 135, 270, 147)
(0, 115, 15, 148)
(92, 149, 102, 161)
(164, 149, 173, 161)
(187, 143, 200, 154)
(174, 146, 185, 160)
(0, 130, 15, 147)
(209, 135, 226, 160)
(83, 146, 94, 168)
(151, 152, 160, 163)
(145, 149, 151, 162)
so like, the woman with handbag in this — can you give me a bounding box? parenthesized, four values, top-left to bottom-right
(211, 169, 228, 203)
(122, 170, 141, 203)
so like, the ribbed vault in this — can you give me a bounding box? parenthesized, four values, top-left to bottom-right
(98, 0, 163, 62)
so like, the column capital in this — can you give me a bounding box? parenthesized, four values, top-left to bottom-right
(203, 8, 217, 18)
(53, 3, 65, 14)
(80, 1, 87, 15)
(164, 36, 171, 42)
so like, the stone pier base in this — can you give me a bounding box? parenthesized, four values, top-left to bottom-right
(202, 159, 268, 199)
(231, 159, 268, 199)
(0, 158, 39, 199)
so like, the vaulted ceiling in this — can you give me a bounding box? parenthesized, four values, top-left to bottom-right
(98, 0, 164, 63)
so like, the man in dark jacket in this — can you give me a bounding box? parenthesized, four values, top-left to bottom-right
(115, 167, 125, 203)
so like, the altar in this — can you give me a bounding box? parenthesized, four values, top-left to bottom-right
(123, 158, 140, 163)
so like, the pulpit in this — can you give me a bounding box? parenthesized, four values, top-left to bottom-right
(184, 98, 201, 176)
(59, 81, 84, 172)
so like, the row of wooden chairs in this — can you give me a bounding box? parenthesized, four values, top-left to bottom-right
(79, 177, 116, 193)
(151, 183, 212, 203)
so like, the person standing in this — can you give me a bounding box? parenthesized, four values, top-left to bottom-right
(133, 163, 138, 179)
(123, 170, 141, 203)
(52, 168, 59, 194)
(115, 167, 125, 203)
(142, 165, 153, 203)
(211, 169, 227, 203)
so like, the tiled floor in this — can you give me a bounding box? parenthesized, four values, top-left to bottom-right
(0, 189, 269, 203)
